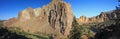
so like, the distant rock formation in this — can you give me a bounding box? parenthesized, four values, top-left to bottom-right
(77, 10, 117, 24)
(76, 16, 88, 24)
(0, 20, 5, 26)
(4, 0, 74, 38)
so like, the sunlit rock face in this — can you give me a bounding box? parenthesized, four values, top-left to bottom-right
(4, 0, 74, 38)
(77, 16, 88, 24)
(77, 10, 117, 24)
(18, 7, 35, 21)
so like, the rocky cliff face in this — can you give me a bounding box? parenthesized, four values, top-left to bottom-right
(77, 10, 117, 24)
(4, 0, 74, 38)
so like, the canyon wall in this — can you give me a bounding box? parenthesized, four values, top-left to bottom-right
(4, 0, 74, 38)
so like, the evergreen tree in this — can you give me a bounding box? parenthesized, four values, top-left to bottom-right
(69, 16, 81, 39)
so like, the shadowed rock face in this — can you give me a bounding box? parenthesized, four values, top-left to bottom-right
(77, 10, 117, 25)
(4, 0, 74, 38)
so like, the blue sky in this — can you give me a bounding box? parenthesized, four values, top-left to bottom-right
(0, 0, 119, 20)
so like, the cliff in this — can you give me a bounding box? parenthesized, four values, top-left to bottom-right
(77, 10, 117, 24)
(4, 0, 74, 38)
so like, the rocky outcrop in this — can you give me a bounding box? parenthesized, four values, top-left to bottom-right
(18, 7, 35, 21)
(4, 0, 74, 38)
(0, 20, 5, 26)
(77, 16, 88, 24)
(77, 10, 117, 24)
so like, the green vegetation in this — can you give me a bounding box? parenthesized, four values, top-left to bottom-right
(92, 19, 120, 39)
(69, 17, 81, 39)
(0, 25, 52, 39)
(68, 16, 119, 39)
(69, 17, 94, 39)
(90, 20, 115, 33)
(93, 11, 120, 39)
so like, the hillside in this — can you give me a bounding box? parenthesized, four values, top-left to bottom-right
(69, 9, 120, 39)
(0, 25, 52, 39)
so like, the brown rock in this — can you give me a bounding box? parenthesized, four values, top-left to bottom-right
(77, 10, 118, 24)
(4, 0, 74, 39)
(77, 16, 88, 24)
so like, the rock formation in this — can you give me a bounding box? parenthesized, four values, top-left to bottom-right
(4, 0, 74, 38)
(77, 10, 117, 24)
(0, 20, 5, 26)
(77, 16, 88, 24)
